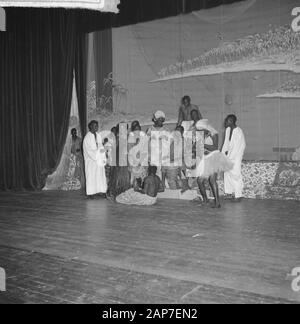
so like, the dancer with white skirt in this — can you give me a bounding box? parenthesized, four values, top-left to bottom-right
(195, 119, 233, 208)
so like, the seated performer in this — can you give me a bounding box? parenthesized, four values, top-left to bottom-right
(177, 95, 203, 132)
(195, 119, 233, 208)
(116, 166, 164, 206)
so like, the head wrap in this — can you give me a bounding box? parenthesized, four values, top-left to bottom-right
(153, 110, 166, 120)
(195, 119, 218, 135)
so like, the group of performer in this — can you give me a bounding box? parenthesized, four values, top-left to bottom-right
(73, 95, 246, 208)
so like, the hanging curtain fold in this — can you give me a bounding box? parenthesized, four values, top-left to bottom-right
(0, 9, 86, 190)
(75, 32, 88, 137)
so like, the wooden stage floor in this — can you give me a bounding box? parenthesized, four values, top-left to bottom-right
(0, 191, 299, 304)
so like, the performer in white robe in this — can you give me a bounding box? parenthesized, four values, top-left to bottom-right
(221, 115, 246, 201)
(83, 120, 107, 197)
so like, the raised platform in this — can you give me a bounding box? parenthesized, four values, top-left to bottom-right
(57, 158, 300, 201)
(162, 161, 300, 201)
(158, 189, 199, 200)
(241, 161, 300, 201)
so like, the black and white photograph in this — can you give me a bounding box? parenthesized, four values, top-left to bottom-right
(0, 0, 300, 306)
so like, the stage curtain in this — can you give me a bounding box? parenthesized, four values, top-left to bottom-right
(0, 9, 79, 190)
(75, 33, 88, 136)
(93, 29, 113, 112)
(43, 76, 82, 191)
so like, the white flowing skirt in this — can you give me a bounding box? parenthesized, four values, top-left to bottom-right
(196, 150, 234, 178)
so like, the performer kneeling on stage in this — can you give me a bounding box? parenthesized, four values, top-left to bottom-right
(195, 120, 233, 208)
(116, 166, 164, 206)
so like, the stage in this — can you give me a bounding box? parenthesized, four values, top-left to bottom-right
(0, 191, 299, 304)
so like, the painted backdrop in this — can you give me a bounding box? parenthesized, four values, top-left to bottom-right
(105, 0, 300, 161)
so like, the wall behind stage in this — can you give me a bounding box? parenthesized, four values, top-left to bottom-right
(111, 0, 300, 161)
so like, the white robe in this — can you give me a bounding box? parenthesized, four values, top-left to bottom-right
(83, 132, 107, 196)
(221, 127, 246, 198)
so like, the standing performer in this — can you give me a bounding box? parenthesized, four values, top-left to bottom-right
(106, 123, 131, 201)
(146, 110, 169, 178)
(83, 120, 107, 198)
(195, 119, 233, 208)
(128, 120, 148, 190)
(221, 114, 246, 202)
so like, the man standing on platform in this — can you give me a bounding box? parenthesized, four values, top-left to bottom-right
(221, 115, 246, 202)
(177, 95, 203, 131)
(83, 120, 107, 199)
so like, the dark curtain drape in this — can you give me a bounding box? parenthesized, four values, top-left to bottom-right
(0, 9, 87, 190)
(93, 29, 113, 112)
(75, 33, 88, 137)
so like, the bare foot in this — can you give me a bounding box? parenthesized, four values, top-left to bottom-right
(199, 199, 210, 206)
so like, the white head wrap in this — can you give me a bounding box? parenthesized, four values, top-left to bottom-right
(195, 119, 218, 135)
(153, 110, 166, 120)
